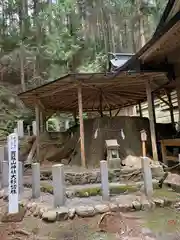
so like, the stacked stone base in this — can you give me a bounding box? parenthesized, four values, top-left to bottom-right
(18, 197, 178, 223)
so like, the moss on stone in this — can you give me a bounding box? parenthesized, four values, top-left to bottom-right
(40, 183, 53, 194)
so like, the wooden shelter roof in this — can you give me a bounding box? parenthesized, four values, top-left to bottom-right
(18, 72, 169, 112)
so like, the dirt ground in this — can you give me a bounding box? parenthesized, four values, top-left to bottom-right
(0, 199, 156, 240)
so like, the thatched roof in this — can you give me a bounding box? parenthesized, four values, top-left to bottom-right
(18, 71, 168, 112)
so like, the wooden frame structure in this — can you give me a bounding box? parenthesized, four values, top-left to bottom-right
(18, 71, 169, 165)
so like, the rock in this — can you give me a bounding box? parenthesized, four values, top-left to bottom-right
(141, 200, 151, 210)
(109, 203, 119, 212)
(118, 203, 132, 212)
(94, 204, 109, 214)
(42, 211, 57, 222)
(132, 200, 141, 211)
(56, 207, 68, 221)
(39, 207, 49, 218)
(68, 208, 76, 219)
(76, 206, 95, 217)
(27, 202, 32, 210)
(66, 191, 74, 198)
(153, 198, 164, 207)
(30, 202, 37, 213)
(0, 189, 4, 199)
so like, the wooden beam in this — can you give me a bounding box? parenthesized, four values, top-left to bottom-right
(35, 104, 40, 162)
(138, 102, 142, 117)
(77, 85, 86, 168)
(146, 80, 158, 161)
(176, 79, 180, 121)
(166, 91, 175, 127)
(157, 96, 170, 107)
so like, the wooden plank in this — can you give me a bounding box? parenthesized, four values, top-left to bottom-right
(160, 139, 180, 146)
(35, 104, 40, 162)
(167, 91, 175, 126)
(77, 85, 86, 167)
(146, 80, 158, 161)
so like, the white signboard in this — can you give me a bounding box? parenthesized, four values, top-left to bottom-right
(8, 133, 19, 214)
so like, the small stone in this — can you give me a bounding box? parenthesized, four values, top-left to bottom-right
(94, 204, 109, 214)
(66, 191, 74, 198)
(109, 203, 119, 212)
(27, 202, 32, 210)
(68, 208, 76, 219)
(76, 206, 95, 217)
(132, 201, 141, 211)
(39, 207, 49, 218)
(42, 211, 57, 222)
(141, 200, 151, 210)
(56, 207, 68, 221)
(30, 202, 37, 213)
(153, 198, 164, 207)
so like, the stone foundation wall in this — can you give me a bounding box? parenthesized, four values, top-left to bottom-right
(41, 166, 164, 185)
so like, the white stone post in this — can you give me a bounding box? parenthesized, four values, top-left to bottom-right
(17, 120, 24, 138)
(2, 161, 9, 188)
(18, 161, 24, 193)
(100, 160, 110, 201)
(0, 146, 5, 173)
(32, 163, 40, 198)
(27, 125, 31, 136)
(52, 164, 66, 207)
(32, 121, 37, 136)
(141, 157, 153, 198)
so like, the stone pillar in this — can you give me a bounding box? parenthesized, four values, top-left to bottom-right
(100, 160, 110, 201)
(17, 120, 24, 138)
(52, 164, 66, 207)
(0, 146, 5, 173)
(32, 163, 40, 198)
(2, 161, 9, 188)
(141, 157, 153, 198)
(27, 125, 31, 136)
(18, 161, 24, 193)
(32, 121, 37, 136)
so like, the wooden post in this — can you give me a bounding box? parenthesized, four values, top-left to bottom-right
(35, 104, 40, 162)
(138, 102, 142, 117)
(167, 91, 175, 127)
(146, 80, 158, 161)
(99, 90, 103, 117)
(77, 85, 86, 168)
(176, 80, 180, 121)
(40, 111, 43, 133)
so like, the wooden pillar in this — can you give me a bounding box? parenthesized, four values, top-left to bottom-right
(99, 90, 103, 117)
(35, 104, 40, 162)
(138, 102, 142, 117)
(167, 91, 175, 127)
(146, 80, 158, 161)
(176, 79, 180, 121)
(77, 85, 86, 167)
(40, 111, 43, 133)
